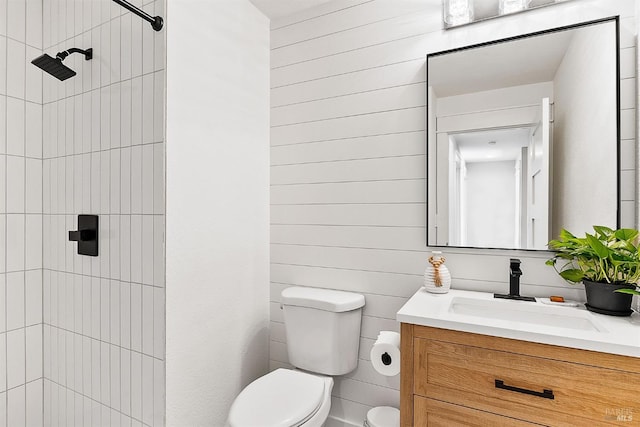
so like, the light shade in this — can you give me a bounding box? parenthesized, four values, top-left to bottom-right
(444, 0, 474, 26)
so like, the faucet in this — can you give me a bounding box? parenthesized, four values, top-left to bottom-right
(494, 258, 535, 302)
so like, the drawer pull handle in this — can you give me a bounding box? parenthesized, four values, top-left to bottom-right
(495, 379, 554, 400)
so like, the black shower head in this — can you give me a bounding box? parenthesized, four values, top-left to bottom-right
(31, 54, 76, 81)
(31, 48, 92, 81)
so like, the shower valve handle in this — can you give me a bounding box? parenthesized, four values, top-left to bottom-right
(68, 229, 96, 242)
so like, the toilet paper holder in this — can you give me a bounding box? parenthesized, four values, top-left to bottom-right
(381, 352, 392, 366)
(371, 331, 401, 376)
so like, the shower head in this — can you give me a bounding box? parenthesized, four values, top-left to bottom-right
(31, 47, 93, 81)
(31, 54, 76, 81)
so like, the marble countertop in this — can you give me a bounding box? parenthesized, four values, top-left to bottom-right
(396, 288, 640, 358)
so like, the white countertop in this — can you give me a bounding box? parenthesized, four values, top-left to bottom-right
(396, 288, 640, 358)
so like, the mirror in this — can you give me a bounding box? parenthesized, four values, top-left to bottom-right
(427, 17, 620, 250)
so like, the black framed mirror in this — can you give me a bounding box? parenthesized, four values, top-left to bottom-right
(427, 16, 620, 250)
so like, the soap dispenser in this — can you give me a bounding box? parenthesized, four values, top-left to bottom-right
(424, 251, 451, 294)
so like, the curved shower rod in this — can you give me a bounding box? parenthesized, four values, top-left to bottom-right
(112, 0, 164, 31)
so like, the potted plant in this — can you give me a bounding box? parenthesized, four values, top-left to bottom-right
(546, 226, 640, 316)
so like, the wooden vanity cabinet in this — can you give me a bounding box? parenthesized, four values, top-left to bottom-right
(401, 324, 640, 426)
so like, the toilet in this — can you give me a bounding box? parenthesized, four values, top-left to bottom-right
(228, 286, 366, 427)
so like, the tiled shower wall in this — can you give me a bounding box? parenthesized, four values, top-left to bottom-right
(41, 0, 166, 426)
(0, 0, 45, 425)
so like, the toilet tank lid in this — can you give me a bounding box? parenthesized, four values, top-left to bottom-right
(281, 287, 365, 312)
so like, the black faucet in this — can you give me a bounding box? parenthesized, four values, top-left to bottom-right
(494, 258, 535, 302)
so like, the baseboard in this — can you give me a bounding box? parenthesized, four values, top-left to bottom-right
(325, 415, 363, 427)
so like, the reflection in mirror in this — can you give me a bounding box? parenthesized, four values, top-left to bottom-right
(427, 17, 619, 250)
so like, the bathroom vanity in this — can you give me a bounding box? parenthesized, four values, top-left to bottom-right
(397, 289, 640, 426)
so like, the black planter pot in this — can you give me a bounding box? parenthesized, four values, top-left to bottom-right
(583, 280, 635, 316)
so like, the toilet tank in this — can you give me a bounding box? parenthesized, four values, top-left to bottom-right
(281, 287, 365, 376)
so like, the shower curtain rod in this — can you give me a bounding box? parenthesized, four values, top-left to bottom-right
(112, 0, 164, 31)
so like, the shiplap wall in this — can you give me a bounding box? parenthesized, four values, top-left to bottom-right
(41, 0, 166, 426)
(268, 1, 637, 425)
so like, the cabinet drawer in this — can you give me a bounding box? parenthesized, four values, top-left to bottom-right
(414, 396, 541, 426)
(414, 338, 640, 426)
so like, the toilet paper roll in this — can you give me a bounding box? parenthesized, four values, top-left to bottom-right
(370, 331, 401, 376)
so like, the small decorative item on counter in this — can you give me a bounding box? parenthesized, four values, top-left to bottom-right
(424, 251, 451, 294)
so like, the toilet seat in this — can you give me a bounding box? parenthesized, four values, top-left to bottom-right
(228, 369, 327, 427)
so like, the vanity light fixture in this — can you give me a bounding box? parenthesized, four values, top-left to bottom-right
(443, 0, 474, 27)
(443, 0, 572, 29)
(499, 0, 532, 15)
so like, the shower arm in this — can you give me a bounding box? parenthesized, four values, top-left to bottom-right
(56, 48, 93, 61)
(111, 0, 164, 31)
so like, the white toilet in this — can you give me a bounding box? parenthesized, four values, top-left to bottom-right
(228, 286, 365, 427)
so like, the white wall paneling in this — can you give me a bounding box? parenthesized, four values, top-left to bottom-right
(269, 1, 637, 425)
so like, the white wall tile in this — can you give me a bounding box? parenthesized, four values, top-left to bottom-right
(142, 285, 153, 355)
(7, 272, 25, 330)
(153, 144, 164, 214)
(25, 103, 42, 158)
(120, 349, 131, 416)
(153, 287, 164, 359)
(6, 49, 25, 104)
(0, 1, 6, 37)
(25, 269, 42, 325)
(25, 215, 42, 269)
(26, 324, 42, 382)
(0, 216, 5, 273)
(0, 158, 4, 214)
(0, 96, 6, 153)
(130, 351, 141, 420)
(26, 380, 42, 427)
(130, 145, 142, 213)
(121, 148, 131, 214)
(6, 214, 25, 271)
(141, 355, 153, 426)
(142, 216, 153, 285)
(7, 385, 25, 427)
(110, 345, 121, 411)
(111, 149, 121, 213)
(142, 74, 154, 144)
(0, 335, 6, 392)
(0, 275, 5, 332)
(83, 336, 91, 396)
(131, 77, 142, 145)
(7, 329, 25, 389)
(6, 98, 25, 156)
(153, 215, 164, 287)
(130, 215, 142, 283)
(101, 278, 110, 341)
(153, 359, 164, 426)
(25, 55, 42, 107)
(120, 281, 131, 348)
(100, 23, 111, 87)
(6, 155, 24, 213)
(130, 283, 142, 352)
(25, 159, 41, 214)
(110, 280, 120, 345)
(111, 84, 121, 149)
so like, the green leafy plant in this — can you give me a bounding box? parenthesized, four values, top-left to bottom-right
(546, 226, 640, 296)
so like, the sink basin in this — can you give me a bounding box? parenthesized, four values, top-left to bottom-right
(449, 297, 605, 332)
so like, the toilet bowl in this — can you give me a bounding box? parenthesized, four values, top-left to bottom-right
(228, 369, 333, 427)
